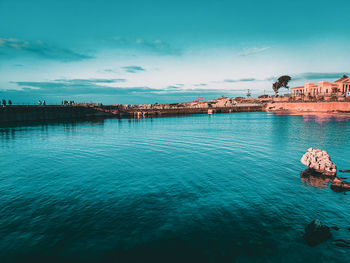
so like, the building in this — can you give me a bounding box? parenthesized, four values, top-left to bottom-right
(291, 76, 350, 98)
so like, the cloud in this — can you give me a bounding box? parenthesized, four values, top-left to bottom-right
(292, 72, 350, 81)
(193, 83, 208, 87)
(12, 80, 154, 96)
(0, 38, 93, 61)
(266, 72, 350, 84)
(109, 37, 183, 55)
(153, 88, 249, 100)
(237, 47, 270, 56)
(224, 78, 256, 83)
(54, 78, 127, 84)
(103, 69, 117, 73)
(4, 77, 252, 104)
(9, 79, 247, 97)
(122, 66, 146, 73)
(167, 85, 183, 90)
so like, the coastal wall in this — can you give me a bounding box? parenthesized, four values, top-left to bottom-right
(5, 101, 350, 125)
(266, 102, 350, 112)
(0, 105, 112, 124)
(119, 104, 263, 118)
(0, 103, 264, 124)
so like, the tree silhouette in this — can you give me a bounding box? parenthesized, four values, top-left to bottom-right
(272, 75, 292, 96)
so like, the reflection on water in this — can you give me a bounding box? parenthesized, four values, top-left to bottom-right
(300, 168, 350, 193)
(300, 168, 332, 189)
(0, 118, 105, 141)
(274, 112, 350, 125)
(302, 114, 350, 125)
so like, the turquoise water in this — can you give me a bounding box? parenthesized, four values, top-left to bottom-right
(1, 112, 350, 262)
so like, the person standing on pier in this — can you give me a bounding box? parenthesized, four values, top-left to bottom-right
(2, 99, 6, 107)
(8, 100, 12, 106)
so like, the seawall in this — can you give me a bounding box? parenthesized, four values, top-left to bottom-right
(0, 103, 264, 125)
(119, 104, 263, 118)
(0, 105, 113, 124)
(265, 102, 350, 113)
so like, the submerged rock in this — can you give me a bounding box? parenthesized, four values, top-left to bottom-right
(303, 219, 332, 247)
(301, 148, 337, 176)
(301, 168, 350, 193)
(300, 168, 332, 188)
(334, 239, 350, 248)
(330, 177, 350, 192)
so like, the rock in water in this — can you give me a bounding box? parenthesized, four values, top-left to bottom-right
(300, 148, 337, 176)
(330, 177, 350, 192)
(334, 239, 350, 248)
(303, 219, 332, 247)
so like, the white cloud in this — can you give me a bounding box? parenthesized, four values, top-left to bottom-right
(0, 37, 92, 61)
(237, 46, 271, 56)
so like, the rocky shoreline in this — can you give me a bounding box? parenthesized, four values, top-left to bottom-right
(300, 148, 350, 247)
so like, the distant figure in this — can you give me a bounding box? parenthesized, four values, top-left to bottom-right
(61, 100, 63, 105)
(38, 100, 42, 105)
(8, 100, 12, 105)
(43, 100, 46, 106)
(2, 99, 6, 106)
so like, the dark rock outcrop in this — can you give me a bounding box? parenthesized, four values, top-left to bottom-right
(303, 219, 332, 247)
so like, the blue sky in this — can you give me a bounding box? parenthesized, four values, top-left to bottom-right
(0, 0, 349, 104)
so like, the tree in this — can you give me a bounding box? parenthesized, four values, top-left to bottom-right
(272, 75, 291, 97)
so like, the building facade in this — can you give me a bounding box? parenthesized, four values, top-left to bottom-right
(291, 76, 350, 98)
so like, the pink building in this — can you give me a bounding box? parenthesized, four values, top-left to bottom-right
(291, 76, 350, 98)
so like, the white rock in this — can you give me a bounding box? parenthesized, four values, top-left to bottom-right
(300, 148, 337, 176)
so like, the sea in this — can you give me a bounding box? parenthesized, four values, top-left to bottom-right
(1, 112, 350, 262)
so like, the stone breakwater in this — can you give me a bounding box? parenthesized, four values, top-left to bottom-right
(0, 100, 264, 124)
(119, 103, 263, 118)
(4, 100, 350, 125)
(0, 105, 113, 124)
(300, 148, 337, 176)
